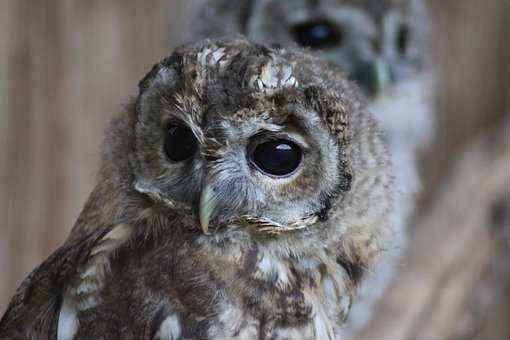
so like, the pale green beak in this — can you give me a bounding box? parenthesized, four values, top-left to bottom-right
(199, 185, 217, 234)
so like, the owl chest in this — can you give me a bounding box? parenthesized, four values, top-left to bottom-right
(203, 254, 351, 340)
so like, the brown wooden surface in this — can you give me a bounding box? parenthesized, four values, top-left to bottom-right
(421, 0, 510, 208)
(0, 1, 509, 338)
(357, 120, 510, 340)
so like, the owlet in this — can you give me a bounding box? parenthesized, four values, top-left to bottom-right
(0, 37, 392, 340)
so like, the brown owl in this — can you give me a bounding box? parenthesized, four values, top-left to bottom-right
(187, 1, 435, 333)
(0, 37, 392, 339)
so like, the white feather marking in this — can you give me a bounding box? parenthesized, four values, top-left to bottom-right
(155, 314, 181, 340)
(198, 47, 211, 68)
(313, 308, 334, 340)
(280, 64, 293, 83)
(102, 223, 134, 243)
(79, 265, 97, 279)
(250, 59, 299, 93)
(322, 276, 338, 302)
(303, 290, 334, 340)
(257, 250, 292, 289)
(71, 224, 135, 311)
(280, 64, 299, 87)
(259, 62, 279, 88)
(209, 303, 259, 340)
(58, 297, 79, 340)
(155, 67, 176, 86)
(211, 47, 226, 64)
(257, 251, 272, 274)
(77, 295, 99, 311)
(75, 281, 99, 295)
(197, 46, 228, 70)
(256, 78, 264, 91)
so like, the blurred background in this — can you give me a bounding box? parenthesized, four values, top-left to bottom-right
(0, 1, 508, 339)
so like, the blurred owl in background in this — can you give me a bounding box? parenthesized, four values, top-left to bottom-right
(187, 0, 435, 335)
(0, 37, 393, 339)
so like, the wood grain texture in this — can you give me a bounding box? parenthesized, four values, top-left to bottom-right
(420, 0, 510, 207)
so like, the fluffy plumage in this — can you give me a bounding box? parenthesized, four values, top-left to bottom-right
(0, 37, 392, 339)
(187, 0, 435, 334)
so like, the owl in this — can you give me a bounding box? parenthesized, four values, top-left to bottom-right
(188, 0, 435, 333)
(0, 37, 392, 339)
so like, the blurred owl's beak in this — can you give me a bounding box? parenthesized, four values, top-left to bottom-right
(351, 58, 391, 98)
(199, 185, 216, 234)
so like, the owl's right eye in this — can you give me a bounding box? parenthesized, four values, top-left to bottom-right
(164, 124, 198, 162)
(290, 20, 343, 49)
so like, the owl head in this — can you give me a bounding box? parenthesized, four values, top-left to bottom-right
(189, 0, 428, 98)
(103, 37, 390, 241)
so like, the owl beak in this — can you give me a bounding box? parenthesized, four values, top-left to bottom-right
(199, 185, 217, 234)
(351, 58, 391, 98)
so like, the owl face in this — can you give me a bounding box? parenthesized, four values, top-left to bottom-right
(235, 0, 427, 97)
(132, 38, 356, 234)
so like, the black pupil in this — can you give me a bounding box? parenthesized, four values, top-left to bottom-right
(396, 24, 409, 55)
(164, 124, 197, 162)
(252, 140, 302, 177)
(291, 20, 342, 49)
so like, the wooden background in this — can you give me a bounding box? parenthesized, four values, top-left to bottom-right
(0, 1, 508, 338)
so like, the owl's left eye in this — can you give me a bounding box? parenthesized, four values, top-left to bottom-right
(251, 139, 303, 177)
(164, 124, 198, 162)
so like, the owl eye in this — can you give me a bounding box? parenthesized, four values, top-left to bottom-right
(396, 23, 410, 55)
(290, 20, 343, 49)
(164, 124, 198, 162)
(251, 139, 303, 177)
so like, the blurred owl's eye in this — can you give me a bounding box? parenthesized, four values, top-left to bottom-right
(164, 124, 198, 162)
(251, 139, 303, 177)
(396, 23, 410, 55)
(290, 20, 342, 49)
